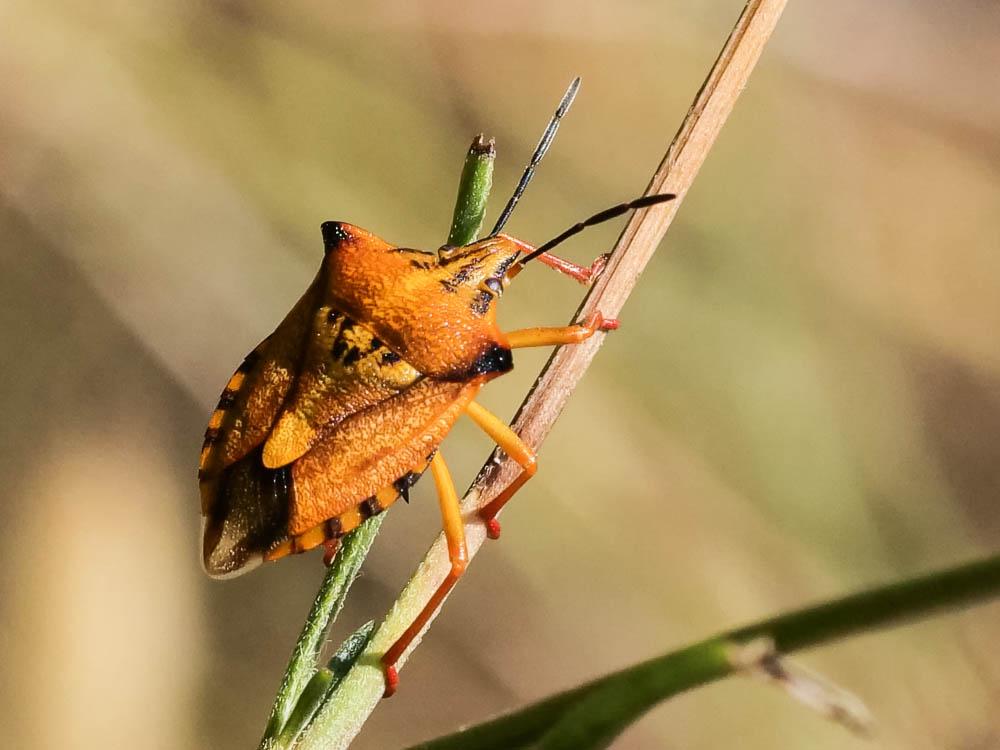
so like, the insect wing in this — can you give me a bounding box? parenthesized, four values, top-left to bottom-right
(288, 377, 482, 536)
(202, 446, 291, 577)
(199, 273, 323, 575)
(261, 305, 421, 469)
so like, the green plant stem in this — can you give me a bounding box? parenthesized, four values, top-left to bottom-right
(275, 621, 376, 747)
(258, 517, 384, 747)
(447, 135, 495, 247)
(406, 552, 1000, 750)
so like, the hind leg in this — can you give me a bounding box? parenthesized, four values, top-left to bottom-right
(381, 451, 467, 697)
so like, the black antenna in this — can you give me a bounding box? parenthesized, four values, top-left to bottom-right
(518, 193, 676, 266)
(489, 77, 581, 237)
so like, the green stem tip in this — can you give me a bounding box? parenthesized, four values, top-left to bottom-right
(447, 134, 496, 247)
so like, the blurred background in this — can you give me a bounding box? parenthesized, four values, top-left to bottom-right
(2, 1, 1000, 748)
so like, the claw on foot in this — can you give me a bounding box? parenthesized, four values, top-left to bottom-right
(586, 253, 610, 284)
(582, 310, 620, 333)
(485, 517, 502, 540)
(383, 664, 399, 699)
(322, 538, 340, 566)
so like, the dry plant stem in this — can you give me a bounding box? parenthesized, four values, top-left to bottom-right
(490, 0, 788, 464)
(295, 1, 787, 747)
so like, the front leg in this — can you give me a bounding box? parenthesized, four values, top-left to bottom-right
(504, 251, 610, 285)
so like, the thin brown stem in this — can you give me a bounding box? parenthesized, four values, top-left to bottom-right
(475, 0, 789, 514)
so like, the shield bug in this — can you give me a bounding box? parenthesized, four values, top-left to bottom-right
(198, 78, 675, 696)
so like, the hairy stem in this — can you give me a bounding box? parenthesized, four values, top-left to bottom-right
(258, 517, 383, 748)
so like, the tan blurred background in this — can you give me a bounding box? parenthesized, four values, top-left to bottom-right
(2, 1, 1000, 748)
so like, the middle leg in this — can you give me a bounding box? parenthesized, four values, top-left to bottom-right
(464, 400, 538, 540)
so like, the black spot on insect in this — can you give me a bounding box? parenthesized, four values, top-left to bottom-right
(331, 337, 349, 360)
(359, 496, 382, 519)
(326, 308, 340, 324)
(468, 343, 513, 377)
(470, 289, 492, 317)
(218, 389, 237, 408)
(321, 221, 350, 247)
(204, 427, 222, 444)
(440, 259, 484, 293)
(450, 266, 473, 286)
(342, 346, 361, 367)
(495, 253, 518, 277)
(394, 472, 420, 503)
(395, 471, 420, 490)
(370, 337, 383, 351)
(381, 350, 402, 365)
(326, 517, 344, 538)
(237, 350, 261, 373)
(410, 259, 433, 270)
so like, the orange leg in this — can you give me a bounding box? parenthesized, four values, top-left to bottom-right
(504, 310, 619, 350)
(381, 451, 467, 698)
(464, 400, 538, 540)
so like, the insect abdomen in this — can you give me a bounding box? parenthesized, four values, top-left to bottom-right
(264, 462, 430, 562)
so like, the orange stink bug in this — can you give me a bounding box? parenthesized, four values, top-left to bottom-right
(198, 79, 675, 696)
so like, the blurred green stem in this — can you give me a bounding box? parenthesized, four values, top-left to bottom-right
(406, 552, 1000, 750)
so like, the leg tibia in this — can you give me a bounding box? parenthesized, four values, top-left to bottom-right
(380, 451, 467, 698)
(505, 310, 618, 350)
(464, 400, 538, 539)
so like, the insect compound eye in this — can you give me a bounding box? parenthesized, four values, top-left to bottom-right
(483, 277, 503, 297)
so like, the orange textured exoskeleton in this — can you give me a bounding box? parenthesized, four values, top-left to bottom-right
(199, 222, 539, 576)
(198, 78, 676, 697)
